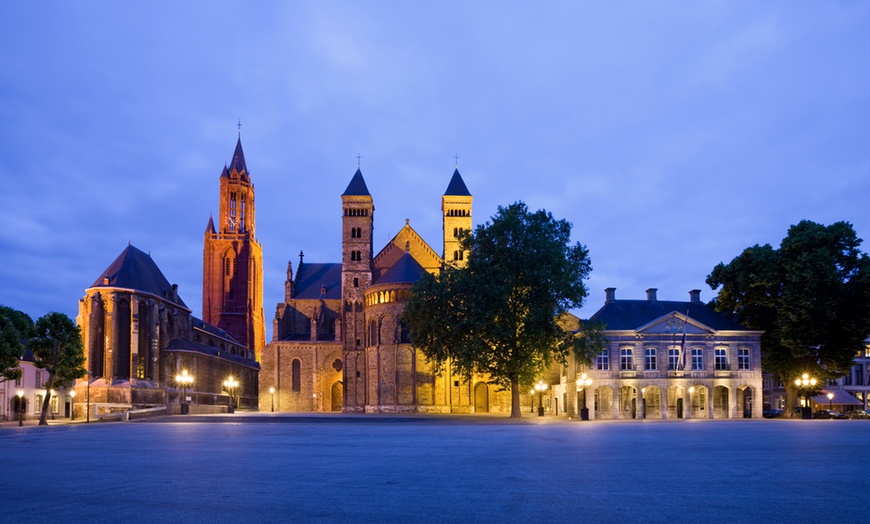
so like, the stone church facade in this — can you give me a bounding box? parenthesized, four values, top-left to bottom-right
(258, 166, 512, 413)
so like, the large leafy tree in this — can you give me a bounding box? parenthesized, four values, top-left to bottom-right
(404, 201, 595, 418)
(0, 305, 34, 382)
(707, 220, 870, 414)
(30, 312, 85, 425)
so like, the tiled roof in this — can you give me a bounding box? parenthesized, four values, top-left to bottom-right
(192, 317, 240, 344)
(444, 168, 471, 196)
(373, 251, 425, 286)
(295, 262, 342, 299)
(590, 299, 749, 331)
(342, 168, 370, 196)
(165, 338, 259, 369)
(90, 244, 188, 308)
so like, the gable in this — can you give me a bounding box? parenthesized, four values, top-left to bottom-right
(637, 312, 715, 336)
(372, 222, 442, 281)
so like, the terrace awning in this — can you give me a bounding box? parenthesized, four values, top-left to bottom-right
(811, 390, 863, 406)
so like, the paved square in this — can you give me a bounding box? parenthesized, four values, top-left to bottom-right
(1, 416, 866, 523)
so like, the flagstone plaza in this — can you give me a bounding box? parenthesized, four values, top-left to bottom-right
(1, 415, 866, 523)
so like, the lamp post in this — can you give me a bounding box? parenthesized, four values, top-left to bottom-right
(529, 389, 535, 414)
(223, 377, 239, 413)
(794, 373, 817, 419)
(534, 380, 548, 417)
(175, 369, 194, 415)
(86, 369, 91, 424)
(269, 387, 275, 412)
(17, 389, 24, 427)
(577, 373, 592, 421)
(70, 390, 76, 421)
(827, 392, 834, 412)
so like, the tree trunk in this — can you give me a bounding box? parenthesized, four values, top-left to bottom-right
(510, 376, 521, 418)
(38, 384, 52, 425)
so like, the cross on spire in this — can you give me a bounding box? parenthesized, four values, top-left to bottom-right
(454, 154, 459, 168)
(237, 118, 242, 135)
(356, 153, 362, 168)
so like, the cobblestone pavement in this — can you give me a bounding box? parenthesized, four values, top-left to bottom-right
(2, 414, 867, 523)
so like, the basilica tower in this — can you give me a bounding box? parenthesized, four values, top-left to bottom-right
(203, 137, 265, 361)
(340, 167, 374, 411)
(442, 168, 472, 267)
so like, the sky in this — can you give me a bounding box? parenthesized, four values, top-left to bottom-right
(1, 2, 869, 325)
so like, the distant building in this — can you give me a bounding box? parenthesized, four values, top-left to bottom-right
(259, 166, 511, 413)
(75, 244, 259, 418)
(555, 288, 764, 420)
(2, 350, 70, 422)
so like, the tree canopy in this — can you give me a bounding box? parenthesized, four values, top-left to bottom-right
(0, 305, 34, 382)
(30, 312, 85, 425)
(403, 201, 595, 417)
(707, 220, 870, 388)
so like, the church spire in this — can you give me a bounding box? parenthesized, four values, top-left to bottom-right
(229, 136, 248, 178)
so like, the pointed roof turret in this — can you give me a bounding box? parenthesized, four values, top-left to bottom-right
(444, 168, 471, 196)
(229, 137, 247, 176)
(205, 214, 216, 234)
(342, 168, 371, 196)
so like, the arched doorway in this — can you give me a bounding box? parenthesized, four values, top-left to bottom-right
(595, 387, 614, 419)
(330, 381, 343, 412)
(690, 386, 708, 418)
(643, 386, 663, 419)
(738, 386, 753, 418)
(474, 382, 489, 413)
(667, 386, 685, 419)
(619, 386, 638, 419)
(713, 385, 730, 418)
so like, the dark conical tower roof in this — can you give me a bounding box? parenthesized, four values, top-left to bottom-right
(205, 214, 216, 234)
(342, 168, 371, 196)
(444, 168, 471, 196)
(229, 137, 247, 175)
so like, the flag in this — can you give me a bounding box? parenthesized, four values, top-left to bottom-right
(678, 310, 689, 370)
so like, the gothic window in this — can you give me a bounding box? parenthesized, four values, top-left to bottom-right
(291, 359, 301, 392)
(738, 348, 750, 370)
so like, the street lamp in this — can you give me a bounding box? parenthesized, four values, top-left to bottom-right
(827, 392, 834, 412)
(175, 369, 194, 415)
(17, 389, 24, 427)
(534, 380, 548, 417)
(794, 373, 817, 419)
(269, 387, 275, 412)
(529, 389, 535, 414)
(576, 373, 592, 421)
(223, 376, 239, 413)
(70, 390, 76, 421)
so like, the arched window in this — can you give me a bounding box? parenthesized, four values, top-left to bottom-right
(400, 321, 411, 344)
(291, 359, 301, 392)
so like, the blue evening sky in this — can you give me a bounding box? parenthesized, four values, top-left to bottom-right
(1, 2, 868, 323)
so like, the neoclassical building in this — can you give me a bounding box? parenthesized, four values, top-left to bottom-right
(555, 288, 764, 420)
(75, 244, 259, 416)
(259, 167, 512, 413)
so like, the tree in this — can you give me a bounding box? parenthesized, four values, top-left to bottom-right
(404, 201, 594, 418)
(0, 305, 34, 382)
(707, 220, 870, 415)
(29, 312, 85, 425)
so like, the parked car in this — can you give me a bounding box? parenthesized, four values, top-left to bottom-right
(812, 410, 847, 419)
(847, 410, 870, 419)
(763, 409, 783, 418)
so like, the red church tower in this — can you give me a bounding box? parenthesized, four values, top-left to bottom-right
(203, 136, 265, 361)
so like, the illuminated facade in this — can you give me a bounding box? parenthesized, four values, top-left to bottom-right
(75, 244, 259, 417)
(260, 167, 511, 413)
(555, 288, 764, 420)
(203, 137, 266, 361)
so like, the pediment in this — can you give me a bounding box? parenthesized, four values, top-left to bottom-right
(637, 311, 715, 336)
(373, 222, 442, 281)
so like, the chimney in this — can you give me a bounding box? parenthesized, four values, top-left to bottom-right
(646, 288, 658, 302)
(605, 288, 616, 304)
(689, 289, 702, 303)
